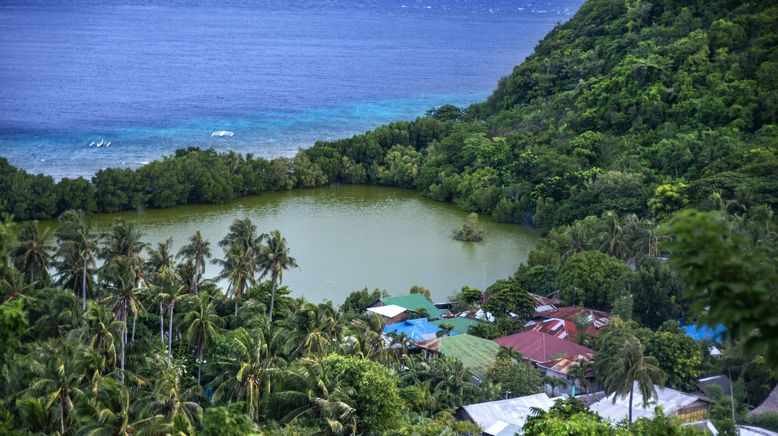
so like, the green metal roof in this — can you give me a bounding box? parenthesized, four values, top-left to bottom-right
(430, 317, 483, 334)
(429, 334, 502, 381)
(380, 294, 448, 319)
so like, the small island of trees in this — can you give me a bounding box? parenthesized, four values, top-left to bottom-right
(452, 212, 484, 242)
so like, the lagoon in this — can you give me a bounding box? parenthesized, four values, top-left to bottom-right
(64, 185, 538, 303)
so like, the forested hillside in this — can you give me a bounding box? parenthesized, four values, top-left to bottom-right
(1, 0, 777, 434)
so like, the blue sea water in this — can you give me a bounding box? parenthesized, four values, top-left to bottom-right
(0, 0, 582, 179)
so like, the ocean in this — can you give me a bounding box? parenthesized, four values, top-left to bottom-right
(0, 0, 582, 179)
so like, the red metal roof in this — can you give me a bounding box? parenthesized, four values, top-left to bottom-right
(529, 317, 598, 341)
(537, 307, 612, 330)
(540, 356, 592, 375)
(529, 293, 563, 312)
(494, 330, 596, 363)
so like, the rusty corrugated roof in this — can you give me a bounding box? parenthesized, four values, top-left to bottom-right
(538, 306, 612, 330)
(494, 330, 596, 363)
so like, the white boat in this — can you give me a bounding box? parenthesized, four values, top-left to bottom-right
(105, 142, 111, 147)
(96, 139, 104, 148)
(211, 130, 234, 138)
(89, 141, 95, 147)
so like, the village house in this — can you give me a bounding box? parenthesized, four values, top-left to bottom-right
(457, 393, 561, 435)
(367, 293, 449, 320)
(589, 382, 711, 424)
(494, 330, 598, 395)
(418, 334, 502, 383)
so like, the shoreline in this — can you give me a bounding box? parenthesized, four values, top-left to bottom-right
(0, 90, 491, 181)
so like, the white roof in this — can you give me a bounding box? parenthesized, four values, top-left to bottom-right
(484, 420, 524, 436)
(367, 304, 407, 318)
(475, 308, 495, 323)
(462, 393, 559, 431)
(737, 425, 778, 436)
(590, 383, 702, 422)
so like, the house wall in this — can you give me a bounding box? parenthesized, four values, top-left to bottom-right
(540, 367, 600, 396)
(385, 312, 410, 324)
(673, 401, 711, 423)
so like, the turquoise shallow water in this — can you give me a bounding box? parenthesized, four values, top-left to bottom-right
(0, 91, 488, 178)
(0, 0, 582, 178)
(47, 185, 539, 303)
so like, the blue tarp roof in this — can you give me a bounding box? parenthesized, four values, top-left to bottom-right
(684, 324, 725, 342)
(384, 318, 457, 342)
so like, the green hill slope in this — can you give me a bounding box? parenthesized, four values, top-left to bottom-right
(304, 0, 778, 229)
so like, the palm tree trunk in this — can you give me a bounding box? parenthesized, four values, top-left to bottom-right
(628, 382, 634, 424)
(120, 322, 126, 384)
(159, 302, 165, 347)
(132, 267, 141, 343)
(60, 395, 65, 434)
(168, 302, 174, 361)
(194, 261, 200, 295)
(30, 263, 34, 285)
(82, 257, 88, 311)
(269, 271, 278, 321)
(197, 344, 204, 386)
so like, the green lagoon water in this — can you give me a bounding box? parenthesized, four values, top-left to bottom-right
(61, 185, 538, 303)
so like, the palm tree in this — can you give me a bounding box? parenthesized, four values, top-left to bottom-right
(145, 238, 175, 277)
(34, 287, 81, 338)
(259, 230, 298, 321)
(177, 231, 212, 295)
(26, 352, 86, 434)
(155, 268, 186, 362)
(597, 211, 631, 260)
(345, 315, 387, 361)
(276, 357, 358, 434)
(397, 354, 478, 408)
(145, 239, 179, 351)
(215, 218, 264, 317)
(219, 218, 262, 254)
(427, 356, 479, 400)
(80, 375, 149, 435)
(182, 293, 222, 386)
(622, 213, 663, 259)
(67, 302, 120, 376)
(13, 220, 52, 286)
(150, 280, 167, 350)
(101, 218, 147, 264)
(15, 396, 59, 434)
(279, 302, 335, 358)
(104, 258, 144, 384)
(1, 266, 34, 301)
(55, 210, 99, 311)
(212, 327, 286, 421)
(213, 244, 256, 317)
(142, 359, 203, 433)
(595, 330, 666, 424)
(101, 218, 148, 341)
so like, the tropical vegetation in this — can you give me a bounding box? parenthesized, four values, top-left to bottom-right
(1, 0, 777, 433)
